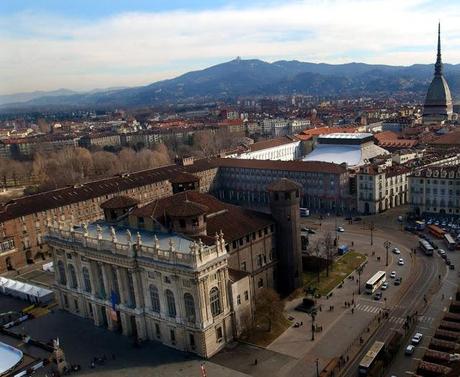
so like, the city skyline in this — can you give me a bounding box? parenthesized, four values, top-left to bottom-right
(1, 0, 460, 95)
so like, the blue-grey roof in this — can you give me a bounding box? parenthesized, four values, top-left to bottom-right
(73, 222, 194, 254)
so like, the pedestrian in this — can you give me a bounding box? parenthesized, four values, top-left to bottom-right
(300, 321, 303, 326)
(351, 299, 354, 305)
(351, 308, 354, 314)
(254, 359, 258, 366)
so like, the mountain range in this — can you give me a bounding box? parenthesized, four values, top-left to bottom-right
(2, 58, 460, 112)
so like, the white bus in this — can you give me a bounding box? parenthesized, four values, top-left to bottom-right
(444, 233, 456, 251)
(300, 208, 310, 217)
(365, 271, 386, 294)
(419, 239, 434, 256)
(358, 341, 385, 376)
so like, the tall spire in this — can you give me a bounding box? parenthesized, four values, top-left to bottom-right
(435, 22, 443, 76)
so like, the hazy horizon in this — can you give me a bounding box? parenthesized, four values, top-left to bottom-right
(2, 0, 460, 95)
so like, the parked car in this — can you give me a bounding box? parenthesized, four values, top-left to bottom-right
(446, 259, 451, 266)
(394, 277, 402, 285)
(374, 292, 382, 300)
(392, 247, 401, 254)
(301, 227, 309, 232)
(449, 264, 455, 270)
(411, 333, 423, 345)
(398, 258, 404, 266)
(354, 217, 362, 221)
(390, 271, 396, 278)
(405, 344, 415, 355)
(381, 282, 389, 290)
(337, 226, 345, 232)
(439, 249, 446, 258)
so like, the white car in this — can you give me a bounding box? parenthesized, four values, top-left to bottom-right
(411, 333, 423, 345)
(405, 344, 415, 355)
(398, 258, 404, 266)
(337, 226, 345, 232)
(390, 271, 396, 278)
(381, 282, 389, 290)
(392, 247, 401, 255)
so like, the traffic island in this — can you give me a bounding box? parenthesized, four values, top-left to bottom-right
(303, 252, 367, 296)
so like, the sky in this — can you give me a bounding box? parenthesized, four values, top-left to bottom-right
(1, 0, 460, 95)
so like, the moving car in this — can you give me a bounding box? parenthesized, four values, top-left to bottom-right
(446, 259, 451, 266)
(405, 344, 415, 355)
(411, 333, 423, 345)
(390, 271, 396, 278)
(449, 264, 455, 270)
(394, 277, 402, 285)
(374, 292, 382, 300)
(392, 247, 401, 255)
(337, 226, 345, 232)
(398, 258, 404, 266)
(381, 282, 389, 290)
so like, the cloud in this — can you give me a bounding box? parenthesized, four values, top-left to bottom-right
(1, 0, 460, 94)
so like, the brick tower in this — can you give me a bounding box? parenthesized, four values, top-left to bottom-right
(268, 178, 303, 295)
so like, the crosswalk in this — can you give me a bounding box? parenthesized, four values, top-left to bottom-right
(355, 303, 383, 314)
(355, 303, 434, 325)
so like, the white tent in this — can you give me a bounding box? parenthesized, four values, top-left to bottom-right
(0, 277, 54, 304)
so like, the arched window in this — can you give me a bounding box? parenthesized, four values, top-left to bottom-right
(82, 267, 92, 293)
(68, 264, 77, 289)
(165, 289, 176, 318)
(184, 293, 196, 322)
(150, 285, 161, 313)
(210, 287, 221, 317)
(57, 260, 66, 285)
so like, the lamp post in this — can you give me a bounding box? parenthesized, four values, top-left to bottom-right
(357, 265, 364, 295)
(370, 222, 375, 246)
(315, 358, 320, 377)
(310, 312, 316, 341)
(384, 240, 391, 267)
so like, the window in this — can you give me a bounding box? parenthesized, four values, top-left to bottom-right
(57, 260, 67, 285)
(237, 295, 241, 305)
(258, 278, 264, 288)
(184, 293, 196, 322)
(216, 327, 223, 342)
(155, 323, 161, 338)
(240, 261, 247, 271)
(257, 255, 262, 267)
(82, 267, 91, 293)
(244, 290, 249, 301)
(165, 289, 176, 318)
(68, 264, 78, 289)
(170, 329, 176, 344)
(149, 285, 160, 313)
(179, 219, 186, 228)
(210, 287, 221, 317)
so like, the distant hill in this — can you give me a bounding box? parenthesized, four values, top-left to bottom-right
(2, 59, 460, 112)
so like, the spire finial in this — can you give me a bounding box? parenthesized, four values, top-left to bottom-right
(435, 22, 443, 76)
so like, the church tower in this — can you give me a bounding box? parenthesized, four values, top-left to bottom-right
(268, 178, 303, 295)
(423, 23, 454, 124)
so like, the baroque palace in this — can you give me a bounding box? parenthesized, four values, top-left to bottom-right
(45, 179, 302, 357)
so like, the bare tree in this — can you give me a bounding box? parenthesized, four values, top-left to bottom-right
(311, 239, 323, 283)
(323, 232, 334, 277)
(255, 288, 284, 332)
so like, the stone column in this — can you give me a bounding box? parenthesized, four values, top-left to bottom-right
(132, 270, 144, 309)
(116, 267, 128, 306)
(100, 263, 111, 302)
(88, 261, 99, 297)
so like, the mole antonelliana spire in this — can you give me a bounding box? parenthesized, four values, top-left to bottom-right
(423, 22, 454, 124)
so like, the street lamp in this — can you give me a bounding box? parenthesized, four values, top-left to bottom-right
(310, 312, 316, 341)
(315, 358, 320, 377)
(384, 240, 391, 267)
(357, 265, 364, 295)
(370, 222, 375, 246)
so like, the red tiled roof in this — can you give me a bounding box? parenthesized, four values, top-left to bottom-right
(430, 129, 460, 145)
(100, 196, 139, 209)
(131, 191, 274, 244)
(214, 157, 347, 174)
(245, 136, 298, 152)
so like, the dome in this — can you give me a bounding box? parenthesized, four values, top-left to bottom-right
(424, 75, 453, 109)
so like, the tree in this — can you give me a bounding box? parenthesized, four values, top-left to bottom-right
(255, 288, 284, 332)
(311, 239, 323, 283)
(323, 232, 334, 277)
